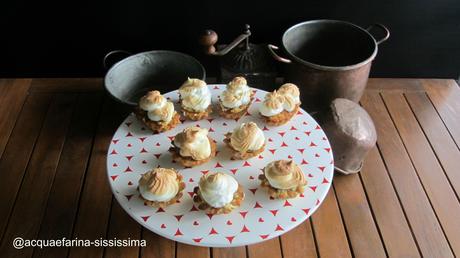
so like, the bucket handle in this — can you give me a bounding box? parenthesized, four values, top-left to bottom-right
(267, 44, 292, 63)
(103, 50, 132, 69)
(366, 24, 390, 45)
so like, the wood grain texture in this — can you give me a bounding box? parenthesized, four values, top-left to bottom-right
(104, 200, 142, 258)
(279, 220, 317, 258)
(68, 98, 129, 258)
(311, 188, 352, 258)
(30, 78, 104, 92)
(359, 147, 420, 257)
(405, 92, 460, 198)
(140, 229, 175, 258)
(382, 91, 460, 256)
(422, 79, 460, 148)
(0, 94, 76, 258)
(212, 246, 246, 258)
(367, 78, 425, 92)
(0, 79, 31, 157)
(361, 92, 454, 257)
(0, 78, 459, 258)
(247, 237, 282, 258)
(333, 174, 387, 258)
(32, 93, 102, 258)
(176, 243, 210, 258)
(0, 94, 52, 240)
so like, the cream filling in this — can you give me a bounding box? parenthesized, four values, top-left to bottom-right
(259, 102, 284, 117)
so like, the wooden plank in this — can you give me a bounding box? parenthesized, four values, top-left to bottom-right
(212, 246, 246, 258)
(382, 91, 460, 255)
(360, 147, 420, 257)
(333, 174, 387, 258)
(0, 79, 31, 157)
(67, 98, 130, 258)
(0, 94, 52, 239)
(279, 220, 317, 258)
(104, 200, 142, 258)
(176, 242, 210, 258)
(422, 79, 460, 148)
(29, 78, 104, 92)
(361, 92, 453, 257)
(367, 78, 425, 92)
(406, 92, 460, 199)
(310, 188, 352, 258)
(247, 237, 282, 258)
(0, 94, 76, 257)
(32, 93, 102, 258)
(140, 229, 175, 258)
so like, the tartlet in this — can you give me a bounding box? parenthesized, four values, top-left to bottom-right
(259, 83, 301, 126)
(193, 172, 245, 214)
(223, 122, 266, 160)
(135, 90, 181, 133)
(258, 160, 307, 199)
(138, 168, 185, 208)
(178, 78, 212, 120)
(217, 76, 255, 120)
(169, 126, 216, 168)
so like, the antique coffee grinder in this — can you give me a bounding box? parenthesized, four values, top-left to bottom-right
(199, 24, 277, 89)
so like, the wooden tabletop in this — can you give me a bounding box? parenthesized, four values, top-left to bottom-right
(0, 78, 459, 258)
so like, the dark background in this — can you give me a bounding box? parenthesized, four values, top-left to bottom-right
(1, 0, 459, 79)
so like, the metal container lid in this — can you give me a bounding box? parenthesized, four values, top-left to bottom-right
(321, 98, 377, 174)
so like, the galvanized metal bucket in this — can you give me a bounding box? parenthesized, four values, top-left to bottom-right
(268, 20, 389, 111)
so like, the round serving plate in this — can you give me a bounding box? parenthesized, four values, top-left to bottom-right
(106, 85, 334, 247)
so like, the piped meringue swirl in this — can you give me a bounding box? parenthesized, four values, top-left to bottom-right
(259, 90, 285, 117)
(264, 160, 306, 190)
(179, 78, 211, 112)
(230, 122, 265, 152)
(279, 83, 301, 112)
(173, 127, 211, 160)
(259, 83, 301, 116)
(139, 91, 175, 123)
(139, 168, 179, 202)
(220, 77, 252, 109)
(199, 172, 238, 208)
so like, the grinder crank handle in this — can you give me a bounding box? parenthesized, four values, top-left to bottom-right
(198, 24, 252, 56)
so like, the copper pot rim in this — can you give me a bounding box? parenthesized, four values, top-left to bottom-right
(282, 19, 380, 72)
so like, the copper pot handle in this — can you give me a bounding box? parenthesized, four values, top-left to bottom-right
(103, 50, 132, 69)
(366, 24, 390, 45)
(268, 44, 292, 63)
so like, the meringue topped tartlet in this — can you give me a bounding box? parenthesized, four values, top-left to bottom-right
(169, 126, 217, 167)
(218, 76, 255, 119)
(135, 90, 181, 133)
(224, 122, 266, 160)
(138, 168, 185, 208)
(178, 78, 212, 120)
(193, 172, 245, 214)
(259, 83, 301, 126)
(259, 160, 307, 199)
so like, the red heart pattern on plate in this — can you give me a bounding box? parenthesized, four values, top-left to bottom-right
(107, 85, 333, 247)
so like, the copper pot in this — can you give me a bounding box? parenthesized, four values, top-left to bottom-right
(268, 20, 389, 111)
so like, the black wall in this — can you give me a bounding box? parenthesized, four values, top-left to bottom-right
(1, 0, 459, 78)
